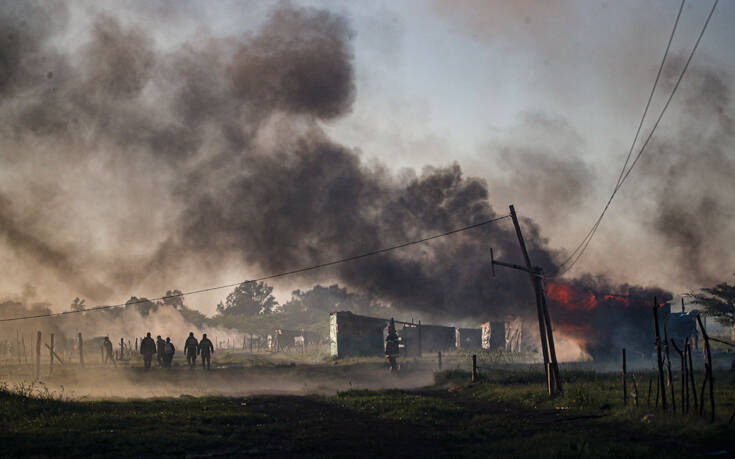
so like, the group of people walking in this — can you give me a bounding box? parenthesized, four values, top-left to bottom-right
(138, 332, 214, 370)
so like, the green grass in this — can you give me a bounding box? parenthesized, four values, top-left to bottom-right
(1, 362, 734, 458)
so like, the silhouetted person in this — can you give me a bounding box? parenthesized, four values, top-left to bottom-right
(102, 336, 116, 367)
(198, 333, 214, 369)
(156, 335, 165, 366)
(140, 332, 156, 370)
(164, 337, 175, 368)
(385, 318, 399, 373)
(184, 332, 198, 369)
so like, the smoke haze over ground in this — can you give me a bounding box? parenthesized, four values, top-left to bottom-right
(0, 1, 731, 346)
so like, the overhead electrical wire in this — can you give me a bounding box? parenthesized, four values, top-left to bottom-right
(612, 0, 686, 191)
(553, 0, 719, 278)
(0, 214, 511, 323)
(555, 0, 687, 276)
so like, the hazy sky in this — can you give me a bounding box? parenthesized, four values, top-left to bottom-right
(1, 0, 733, 316)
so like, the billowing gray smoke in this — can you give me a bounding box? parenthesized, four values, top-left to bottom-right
(0, 2, 562, 323)
(0, 1, 701, 341)
(640, 57, 735, 286)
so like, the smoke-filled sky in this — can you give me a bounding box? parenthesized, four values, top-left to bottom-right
(0, 0, 733, 319)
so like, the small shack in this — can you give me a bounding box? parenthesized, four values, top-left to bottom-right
(329, 311, 388, 358)
(400, 322, 456, 356)
(481, 321, 506, 350)
(421, 324, 456, 353)
(504, 316, 523, 353)
(455, 328, 482, 349)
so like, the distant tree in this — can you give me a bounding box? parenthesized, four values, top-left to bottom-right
(281, 284, 387, 317)
(162, 289, 185, 310)
(70, 297, 86, 312)
(217, 281, 278, 316)
(179, 305, 208, 328)
(126, 296, 158, 316)
(690, 277, 735, 327)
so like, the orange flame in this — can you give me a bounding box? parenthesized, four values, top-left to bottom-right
(546, 282, 598, 311)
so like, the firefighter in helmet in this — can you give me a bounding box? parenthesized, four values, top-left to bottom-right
(385, 318, 400, 373)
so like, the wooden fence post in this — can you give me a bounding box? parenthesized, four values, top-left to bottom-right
(622, 348, 627, 406)
(647, 376, 652, 406)
(50, 333, 54, 375)
(16, 329, 21, 365)
(35, 331, 41, 379)
(78, 332, 84, 366)
(418, 321, 422, 357)
(652, 298, 667, 410)
(687, 340, 697, 411)
(438, 351, 442, 371)
(671, 338, 687, 414)
(696, 314, 715, 422)
(664, 328, 675, 414)
(22, 335, 27, 364)
(471, 354, 478, 382)
(632, 374, 639, 407)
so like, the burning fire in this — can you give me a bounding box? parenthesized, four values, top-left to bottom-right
(545, 282, 664, 311)
(544, 282, 667, 359)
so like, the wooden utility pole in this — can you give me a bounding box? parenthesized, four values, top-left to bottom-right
(490, 205, 561, 395)
(652, 298, 667, 410)
(509, 206, 550, 376)
(537, 270, 562, 392)
(35, 331, 41, 379)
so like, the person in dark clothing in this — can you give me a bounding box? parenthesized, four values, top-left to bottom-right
(184, 332, 198, 369)
(163, 337, 175, 368)
(156, 335, 165, 366)
(198, 333, 214, 370)
(140, 332, 156, 370)
(102, 336, 116, 366)
(385, 318, 399, 373)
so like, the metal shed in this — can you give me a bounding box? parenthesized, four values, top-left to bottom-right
(329, 311, 388, 358)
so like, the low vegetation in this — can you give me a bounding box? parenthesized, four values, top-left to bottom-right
(1, 355, 733, 458)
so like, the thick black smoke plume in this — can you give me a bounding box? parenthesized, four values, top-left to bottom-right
(0, 1, 686, 342)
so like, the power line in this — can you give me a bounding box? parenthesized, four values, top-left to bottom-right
(556, 0, 686, 275)
(554, 0, 719, 278)
(0, 214, 511, 323)
(613, 0, 686, 190)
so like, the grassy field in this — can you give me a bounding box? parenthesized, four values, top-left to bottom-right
(1, 352, 734, 458)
